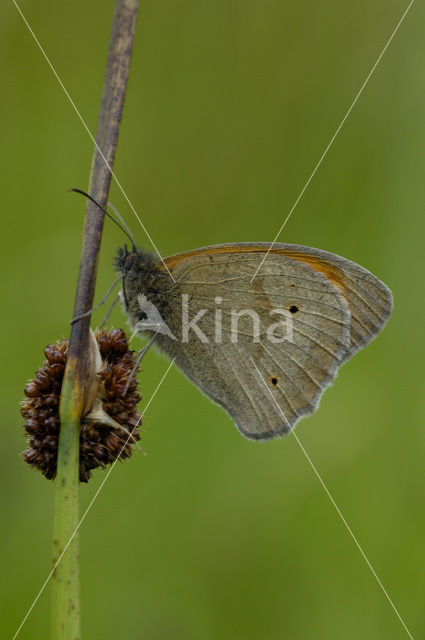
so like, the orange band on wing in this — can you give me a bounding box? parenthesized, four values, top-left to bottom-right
(281, 252, 345, 291)
(162, 245, 345, 291)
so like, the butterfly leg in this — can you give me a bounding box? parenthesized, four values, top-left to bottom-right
(70, 273, 123, 324)
(99, 293, 120, 328)
(122, 334, 157, 397)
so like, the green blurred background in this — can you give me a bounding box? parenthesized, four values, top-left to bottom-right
(1, 1, 424, 638)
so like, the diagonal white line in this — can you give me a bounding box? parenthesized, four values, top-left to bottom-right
(250, 0, 415, 283)
(12, 0, 176, 283)
(249, 357, 414, 639)
(12, 358, 176, 640)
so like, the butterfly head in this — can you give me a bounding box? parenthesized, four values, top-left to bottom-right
(115, 244, 139, 274)
(115, 245, 166, 319)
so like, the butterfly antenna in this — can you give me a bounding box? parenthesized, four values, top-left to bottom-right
(107, 200, 138, 249)
(69, 188, 137, 250)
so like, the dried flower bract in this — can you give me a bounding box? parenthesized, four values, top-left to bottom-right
(21, 329, 142, 482)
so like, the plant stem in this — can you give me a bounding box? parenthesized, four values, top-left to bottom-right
(51, 2, 139, 639)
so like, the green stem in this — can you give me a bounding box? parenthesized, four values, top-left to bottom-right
(51, 1, 139, 638)
(52, 369, 81, 639)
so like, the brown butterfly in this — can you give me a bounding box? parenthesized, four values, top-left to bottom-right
(116, 242, 392, 440)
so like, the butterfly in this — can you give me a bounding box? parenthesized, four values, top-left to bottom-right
(115, 242, 392, 440)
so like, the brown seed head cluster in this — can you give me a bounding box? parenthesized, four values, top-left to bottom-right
(21, 329, 142, 482)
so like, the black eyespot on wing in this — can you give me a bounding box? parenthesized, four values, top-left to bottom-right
(289, 305, 299, 314)
(271, 377, 279, 386)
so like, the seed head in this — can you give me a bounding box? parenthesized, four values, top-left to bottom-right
(21, 329, 142, 482)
